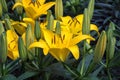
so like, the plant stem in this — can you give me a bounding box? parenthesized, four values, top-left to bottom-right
(63, 63, 79, 78)
(80, 41, 86, 75)
(80, 56, 85, 75)
(1, 63, 6, 76)
(107, 68, 112, 80)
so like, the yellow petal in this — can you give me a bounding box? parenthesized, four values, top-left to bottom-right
(90, 24, 100, 35)
(23, 18, 35, 27)
(33, 2, 55, 19)
(12, 22, 27, 35)
(49, 48, 70, 62)
(8, 50, 19, 60)
(39, 0, 46, 5)
(68, 45, 79, 60)
(12, 2, 23, 10)
(6, 30, 18, 44)
(70, 35, 95, 46)
(61, 31, 72, 46)
(29, 40, 49, 55)
(60, 16, 72, 24)
(42, 29, 54, 46)
(21, 32, 26, 45)
(75, 14, 84, 24)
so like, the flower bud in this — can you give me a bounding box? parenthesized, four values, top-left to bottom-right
(26, 24, 35, 60)
(4, 18, 14, 30)
(0, 32, 8, 63)
(106, 22, 116, 61)
(88, 0, 95, 20)
(108, 37, 116, 60)
(0, 0, 8, 13)
(34, 20, 41, 41)
(55, 21, 61, 35)
(18, 37, 27, 61)
(93, 31, 107, 63)
(55, 0, 63, 20)
(82, 8, 90, 35)
(0, 21, 5, 35)
(0, 2, 2, 18)
(46, 11, 54, 31)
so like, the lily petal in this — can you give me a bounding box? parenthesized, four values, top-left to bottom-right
(70, 35, 95, 46)
(8, 50, 19, 60)
(12, 2, 23, 10)
(42, 29, 54, 46)
(90, 24, 100, 35)
(49, 48, 70, 62)
(68, 45, 79, 60)
(29, 40, 49, 55)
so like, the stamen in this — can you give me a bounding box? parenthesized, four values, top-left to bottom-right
(62, 34, 65, 40)
(53, 35, 56, 44)
(29, 0, 41, 8)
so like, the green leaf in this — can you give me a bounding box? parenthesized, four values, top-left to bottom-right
(6, 58, 20, 73)
(0, 74, 17, 80)
(17, 71, 39, 80)
(83, 76, 99, 80)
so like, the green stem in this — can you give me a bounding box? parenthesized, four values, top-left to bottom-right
(1, 63, 6, 76)
(85, 62, 96, 76)
(80, 56, 85, 75)
(80, 41, 87, 75)
(63, 63, 79, 78)
(107, 68, 112, 80)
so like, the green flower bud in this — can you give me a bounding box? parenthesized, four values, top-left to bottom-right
(0, 0, 8, 13)
(46, 11, 54, 31)
(0, 2, 2, 18)
(88, 0, 95, 20)
(34, 20, 41, 41)
(18, 37, 27, 61)
(4, 19, 13, 30)
(108, 37, 116, 60)
(0, 21, 5, 35)
(93, 31, 107, 63)
(26, 24, 35, 60)
(0, 32, 8, 63)
(55, 21, 61, 35)
(55, 0, 63, 20)
(106, 22, 116, 62)
(82, 8, 90, 35)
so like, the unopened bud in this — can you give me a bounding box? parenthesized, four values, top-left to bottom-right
(93, 31, 107, 63)
(55, 0, 63, 20)
(0, 21, 5, 35)
(26, 24, 35, 60)
(18, 37, 27, 61)
(55, 21, 61, 35)
(0, 2, 2, 18)
(5, 18, 14, 30)
(0, 32, 8, 63)
(82, 8, 90, 35)
(46, 11, 54, 31)
(88, 0, 95, 20)
(0, 0, 8, 13)
(34, 20, 41, 41)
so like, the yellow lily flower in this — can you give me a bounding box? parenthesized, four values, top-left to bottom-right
(60, 14, 99, 36)
(11, 20, 27, 35)
(12, 0, 55, 19)
(29, 29, 94, 62)
(7, 30, 19, 60)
